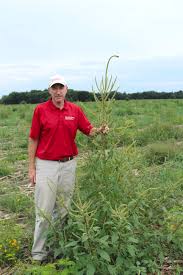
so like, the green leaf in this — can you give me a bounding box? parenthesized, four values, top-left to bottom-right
(116, 255, 123, 266)
(81, 233, 88, 242)
(167, 234, 173, 243)
(107, 265, 117, 275)
(57, 258, 75, 266)
(99, 235, 109, 246)
(111, 232, 118, 244)
(98, 249, 110, 262)
(65, 241, 78, 248)
(93, 226, 100, 231)
(127, 245, 136, 257)
(54, 248, 62, 259)
(86, 263, 96, 275)
(128, 237, 139, 244)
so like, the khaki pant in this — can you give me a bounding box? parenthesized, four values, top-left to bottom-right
(31, 157, 77, 261)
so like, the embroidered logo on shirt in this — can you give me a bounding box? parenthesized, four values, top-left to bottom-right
(65, 116, 75, 120)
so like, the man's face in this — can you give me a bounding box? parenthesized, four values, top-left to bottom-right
(49, 83, 68, 105)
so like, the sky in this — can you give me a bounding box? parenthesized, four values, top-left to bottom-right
(0, 0, 183, 97)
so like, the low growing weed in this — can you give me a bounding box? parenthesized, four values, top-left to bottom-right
(136, 122, 183, 146)
(144, 141, 183, 165)
(0, 220, 23, 267)
(0, 192, 32, 214)
(13, 258, 77, 275)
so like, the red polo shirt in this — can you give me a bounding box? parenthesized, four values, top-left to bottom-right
(29, 99, 93, 160)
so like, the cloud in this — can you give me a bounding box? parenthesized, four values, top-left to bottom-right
(0, 0, 183, 95)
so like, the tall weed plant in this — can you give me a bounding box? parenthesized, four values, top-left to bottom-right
(46, 56, 183, 274)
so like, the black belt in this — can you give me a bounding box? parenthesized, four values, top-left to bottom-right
(56, 156, 74, 162)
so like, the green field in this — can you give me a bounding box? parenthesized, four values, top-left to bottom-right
(0, 99, 183, 274)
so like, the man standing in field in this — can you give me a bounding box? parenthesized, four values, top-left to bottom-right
(28, 74, 108, 262)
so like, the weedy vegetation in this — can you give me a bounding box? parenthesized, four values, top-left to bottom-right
(0, 56, 183, 274)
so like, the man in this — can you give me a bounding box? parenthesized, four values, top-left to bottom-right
(28, 74, 109, 262)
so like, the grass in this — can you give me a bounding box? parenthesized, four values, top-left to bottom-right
(144, 141, 183, 165)
(0, 99, 183, 273)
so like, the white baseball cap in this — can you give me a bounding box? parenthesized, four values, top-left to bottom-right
(49, 74, 67, 88)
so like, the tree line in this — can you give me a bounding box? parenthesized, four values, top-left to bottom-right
(1, 89, 183, 104)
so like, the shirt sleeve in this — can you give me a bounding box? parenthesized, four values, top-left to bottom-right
(29, 106, 41, 139)
(77, 107, 93, 135)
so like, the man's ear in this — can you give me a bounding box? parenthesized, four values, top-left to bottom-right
(48, 88, 51, 95)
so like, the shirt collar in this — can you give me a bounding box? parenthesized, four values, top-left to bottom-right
(48, 98, 68, 111)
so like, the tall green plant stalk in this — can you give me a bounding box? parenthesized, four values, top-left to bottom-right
(70, 196, 97, 256)
(92, 55, 119, 156)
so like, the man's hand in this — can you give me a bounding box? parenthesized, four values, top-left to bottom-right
(29, 167, 36, 186)
(89, 124, 109, 136)
(28, 137, 38, 187)
(98, 124, 109, 134)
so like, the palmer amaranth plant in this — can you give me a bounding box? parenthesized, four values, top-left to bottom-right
(93, 55, 119, 126)
(46, 56, 183, 274)
(92, 55, 119, 156)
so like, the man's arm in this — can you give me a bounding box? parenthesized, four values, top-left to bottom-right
(28, 137, 38, 186)
(77, 106, 109, 136)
